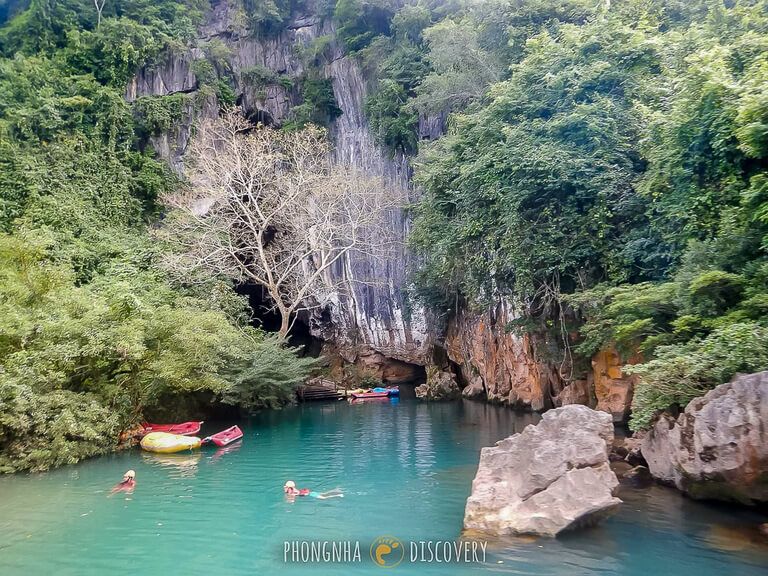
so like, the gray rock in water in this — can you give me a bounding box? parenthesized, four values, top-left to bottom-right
(642, 371, 768, 504)
(415, 368, 461, 401)
(461, 376, 485, 399)
(463, 405, 621, 537)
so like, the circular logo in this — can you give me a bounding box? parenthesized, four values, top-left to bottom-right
(370, 535, 404, 568)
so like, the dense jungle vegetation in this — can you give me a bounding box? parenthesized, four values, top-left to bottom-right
(344, 0, 768, 429)
(320, 0, 768, 428)
(0, 0, 314, 472)
(1, 0, 767, 470)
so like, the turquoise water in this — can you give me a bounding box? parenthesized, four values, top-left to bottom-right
(1, 398, 767, 575)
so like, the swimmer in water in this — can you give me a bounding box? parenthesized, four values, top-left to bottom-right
(110, 470, 136, 495)
(283, 480, 343, 500)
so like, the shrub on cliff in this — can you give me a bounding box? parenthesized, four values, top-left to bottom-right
(627, 323, 768, 430)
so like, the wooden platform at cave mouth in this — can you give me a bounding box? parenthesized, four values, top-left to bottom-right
(296, 379, 346, 401)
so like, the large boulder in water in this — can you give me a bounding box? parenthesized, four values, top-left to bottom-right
(463, 405, 621, 537)
(461, 376, 485, 399)
(415, 367, 461, 401)
(642, 371, 768, 504)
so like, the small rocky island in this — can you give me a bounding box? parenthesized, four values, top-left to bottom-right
(464, 405, 621, 537)
(464, 371, 768, 539)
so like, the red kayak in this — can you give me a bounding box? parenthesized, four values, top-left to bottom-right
(349, 396, 390, 404)
(203, 425, 243, 447)
(142, 421, 203, 436)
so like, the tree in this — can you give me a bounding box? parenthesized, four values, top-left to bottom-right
(411, 18, 502, 115)
(162, 109, 401, 337)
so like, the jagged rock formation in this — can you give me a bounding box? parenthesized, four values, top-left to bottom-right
(444, 301, 574, 410)
(463, 405, 621, 537)
(444, 301, 635, 417)
(461, 376, 485, 399)
(642, 371, 768, 504)
(591, 347, 638, 422)
(415, 367, 461, 401)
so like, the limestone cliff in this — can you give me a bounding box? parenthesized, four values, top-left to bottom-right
(127, 0, 430, 372)
(127, 0, 637, 417)
(642, 371, 768, 504)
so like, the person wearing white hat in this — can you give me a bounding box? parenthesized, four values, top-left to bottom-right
(110, 470, 137, 495)
(283, 480, 343, 500)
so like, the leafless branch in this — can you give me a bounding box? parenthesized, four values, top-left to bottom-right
(158, 108, 404, 337)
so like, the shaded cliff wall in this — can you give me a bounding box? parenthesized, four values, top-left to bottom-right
(444, 301, 636, 421)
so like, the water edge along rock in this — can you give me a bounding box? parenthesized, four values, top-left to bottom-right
(642, 371, 768, 504)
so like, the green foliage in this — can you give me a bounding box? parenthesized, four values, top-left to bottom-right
(242, 64, 279, 86)
(391, 4, 431, 44)
(0, 231, 313, 471)
(191, 58, 216, 84)
(360, 31, 430, 154)
(568, 282, 678, 359)
(334, 0, 396, 53)
(686, 270, 745, 317)
(222, 336, 317, 410)
(410, 18, 501, 115)
(407, 0, 768, 429)
(366, 78, 417, 153)
(243, 0, 294, 35)
(284, 77, 341, 129)
(627, 322, 768, 429)
(133, 93, 190, 136)
(0, 383, 121, 473)
(0, 0, 314, 473)
(201, 38, 232, 76)
(215, 78, 236, 107)
(299, 34, 334, 65)
(411, 16, 661, 309)
(242, 64, 293, 91)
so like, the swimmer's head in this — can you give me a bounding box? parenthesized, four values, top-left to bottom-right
(284, 480, 296, 492)
(123, 470, 136, 481)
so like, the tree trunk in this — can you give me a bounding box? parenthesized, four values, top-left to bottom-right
(278, 312, 290, 339)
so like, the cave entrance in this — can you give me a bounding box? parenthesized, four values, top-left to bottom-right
(235, 283, 322, 356)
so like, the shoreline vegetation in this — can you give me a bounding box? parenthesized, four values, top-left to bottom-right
(1, 0, 767, 479)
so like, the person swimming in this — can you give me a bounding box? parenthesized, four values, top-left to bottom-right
(283, 480, 343, 500)
(110, 470, 136, 495)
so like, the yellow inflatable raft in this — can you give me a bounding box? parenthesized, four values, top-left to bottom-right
(140, 432, 202, 454)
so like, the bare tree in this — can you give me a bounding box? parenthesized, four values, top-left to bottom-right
(94, 0, 106, 28)
(161, 109, 402, 338)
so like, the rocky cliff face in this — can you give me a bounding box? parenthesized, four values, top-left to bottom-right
(128, 0, 430, 373)
(642, 371, 768, 504)
(127, 0, 637, 415)
(443, 301, 635, 418)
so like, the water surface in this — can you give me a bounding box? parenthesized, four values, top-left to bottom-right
(0, 399, 766, 575)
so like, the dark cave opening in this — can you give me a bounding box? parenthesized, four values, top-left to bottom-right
(235, 282, 322, 356)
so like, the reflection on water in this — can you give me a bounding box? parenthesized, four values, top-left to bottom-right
(0, 399, 765, 576)
(142, 452, 202, 477)
(210, 440, 242, 462)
